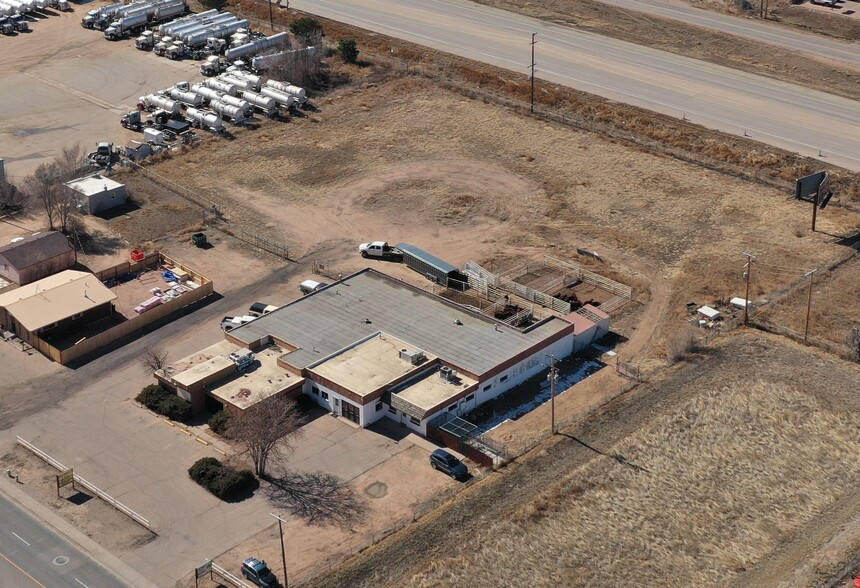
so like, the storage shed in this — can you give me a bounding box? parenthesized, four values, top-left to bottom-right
(394, 243, 469, 290)
(64, 174, 127, 215)
(0, 231, 75, 285)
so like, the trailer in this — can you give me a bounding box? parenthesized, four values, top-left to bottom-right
(224, 31, 288, 61)
(396, 243, 469, 290)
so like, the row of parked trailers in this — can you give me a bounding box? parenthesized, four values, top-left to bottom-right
(137, 71, 308, 132)
(0, 0, 66, 16)
(1, 0, 69, 33)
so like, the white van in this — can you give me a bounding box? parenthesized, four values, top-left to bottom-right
(299, 279, 327, 295)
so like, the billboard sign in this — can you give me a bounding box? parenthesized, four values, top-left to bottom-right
(795, 171, 827, 201)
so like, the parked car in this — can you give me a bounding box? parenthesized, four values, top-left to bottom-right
(241, 557, 279, 588)
(429, 449, 469, 481)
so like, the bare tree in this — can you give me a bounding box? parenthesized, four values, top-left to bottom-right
(54, 187, 78, 233)
(230, 394, 305, 478)
(24, 163, 60, 230)
(55, 143, 87, 178)
(266, 44, 321, 87)
(142, 345, 170, 374)
(847, 325, 860, 362)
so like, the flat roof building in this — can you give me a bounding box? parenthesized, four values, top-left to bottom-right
(164, 268, 609, 432)
(220, 268, 587, 433)
(64, 174, 127, 215)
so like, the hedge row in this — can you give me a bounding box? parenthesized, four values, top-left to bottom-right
(188, 457, 258, 502)
(136, 384, 193, 422)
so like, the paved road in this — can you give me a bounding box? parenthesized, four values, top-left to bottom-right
(0, 491, 127, 588)
(595, 0, 860, 68)
(292, 0, 860, 171)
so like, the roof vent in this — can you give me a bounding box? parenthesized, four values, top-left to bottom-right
(454, 319, 463, 325)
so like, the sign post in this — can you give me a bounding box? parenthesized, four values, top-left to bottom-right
(56, 469, 74, 498)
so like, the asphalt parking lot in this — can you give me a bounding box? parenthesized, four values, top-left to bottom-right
(0, 5, 199, 181)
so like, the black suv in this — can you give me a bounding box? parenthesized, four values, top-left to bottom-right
(241, 557, 279, 588)
(430, 449, 469, 481)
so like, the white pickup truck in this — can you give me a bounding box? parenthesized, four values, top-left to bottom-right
(358, 241, 403, 261)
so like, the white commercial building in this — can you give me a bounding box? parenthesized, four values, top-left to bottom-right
(221, 268, 608, 435)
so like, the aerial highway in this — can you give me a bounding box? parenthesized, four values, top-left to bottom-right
(292, 0, 860, 171)
(0, 491, 127, 588)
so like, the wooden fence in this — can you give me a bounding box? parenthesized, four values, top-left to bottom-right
(37, 253, 213, 365)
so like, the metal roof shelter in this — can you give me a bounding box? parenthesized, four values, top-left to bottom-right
(439, 417, 478, 439)
(395, 242, 469, 289)
(230, 268, 571, 378)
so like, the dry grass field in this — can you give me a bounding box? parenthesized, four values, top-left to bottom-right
(146, 78, 860, 362)
(308, 333, 860, 588)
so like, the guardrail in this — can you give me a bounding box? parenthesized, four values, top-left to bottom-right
(16, 437, 153, 532)
(211, 562, 253, 588)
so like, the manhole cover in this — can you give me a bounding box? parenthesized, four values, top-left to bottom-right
(364, 481, 388, 499)
(53, 556, 70, 566)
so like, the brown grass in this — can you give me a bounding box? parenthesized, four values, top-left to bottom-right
(406, 379, 860, 587)
(665, 325, 697, 364)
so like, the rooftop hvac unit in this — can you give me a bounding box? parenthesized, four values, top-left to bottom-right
(447, 369, 458, 382)
(439, 366, 451, 380)
(399, 349, 426, 365)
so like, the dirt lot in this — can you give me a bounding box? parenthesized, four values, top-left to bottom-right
(148, 77, 860, 367)
(307, 332, 860, 588)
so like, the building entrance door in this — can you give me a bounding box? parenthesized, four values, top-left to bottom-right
(341, 400, 360, 425)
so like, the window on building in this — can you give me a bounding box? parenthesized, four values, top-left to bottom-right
(465, 394, 474, 402)
(483, 384, 491, 392)
(410, 416, 420, 425)
(322, 391, 329, 400)
(448, 404, 456, 412)
(311, 386, 319, 395)
(376, 402, 383, 412)
(500, 375, 509, 383)
(388, 406, 397, 414)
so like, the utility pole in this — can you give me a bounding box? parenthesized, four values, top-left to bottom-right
(529, 33, 537, 114)
(547, 355, 558, 435)
(270, 513, 289, 588)
(268, 0, 274, 31)
(804, 269, 817, 344)
(742, 253, 756, 326)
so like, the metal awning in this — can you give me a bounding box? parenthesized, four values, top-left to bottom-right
(439, 417, 477, 439)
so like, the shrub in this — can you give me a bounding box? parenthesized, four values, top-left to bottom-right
(136, 384, 192, 422)
(847, 325, 860, 362)
(338, 39, 359, 64)
(199, 0, 226, 9)
(208, 411, 231, 436)
(666, 326, 697, 365)
(188, 457, 259, 502)
(290, 17, 323, 41)
(188, 457, 223, 488)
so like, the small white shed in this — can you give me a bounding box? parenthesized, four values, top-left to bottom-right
(65, 174, 127, 215)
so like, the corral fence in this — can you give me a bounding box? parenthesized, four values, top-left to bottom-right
(464, 260, 572, 315)
(16, 437, 154, 532)
(544, 255, 633, 299)
(234, 229, 290, 260)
